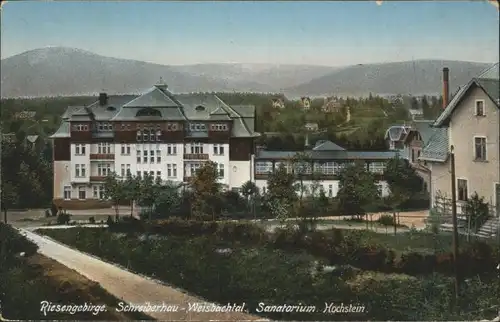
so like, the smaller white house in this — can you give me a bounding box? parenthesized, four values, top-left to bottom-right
(254, 140, 397, 198)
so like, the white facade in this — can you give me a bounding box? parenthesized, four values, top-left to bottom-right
(255, 179, 390, 198)
(56, 142, 254, 199)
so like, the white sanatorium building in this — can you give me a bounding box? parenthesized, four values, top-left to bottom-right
(50, 81, 259, 208)
(50, 80, 399, 209)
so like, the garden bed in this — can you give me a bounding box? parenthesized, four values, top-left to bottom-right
(36, 227, 500, 321)
(0, 223, 151, 320)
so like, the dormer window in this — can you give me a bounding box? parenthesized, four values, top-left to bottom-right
(211, 123, 228, 131)
(189, 123, 206, 131)
(195, 105, 206, 111)
(156, 130, 161, 141)
(475, 100, 485, 116)
(167, 123, 178, 131)
(136, 130, 142, 141)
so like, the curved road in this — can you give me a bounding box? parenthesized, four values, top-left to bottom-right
(19, 229, 264, 321)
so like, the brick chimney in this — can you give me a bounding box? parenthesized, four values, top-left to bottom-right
(99, 92, 108, 106)
(442, 67, 449, 109)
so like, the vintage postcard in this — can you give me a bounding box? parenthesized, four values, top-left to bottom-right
(1, 1, 499, 321)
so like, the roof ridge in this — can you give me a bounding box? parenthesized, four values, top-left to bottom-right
(157, 88, 189, 121)
(214, 95, 241, 118)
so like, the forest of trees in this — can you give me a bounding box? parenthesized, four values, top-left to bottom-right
(1, 141, 53, 211)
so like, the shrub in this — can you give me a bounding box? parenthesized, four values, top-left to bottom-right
(396, 251, 437, 275)
(56, 212, 71, 225)
(106, 215, 114, 226)
(88, 216, 95, 224)
(50, 203, 58, 217)
(44, 209, 51, 218)
(377, 214, 395, 226)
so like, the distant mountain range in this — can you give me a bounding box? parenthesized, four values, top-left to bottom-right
(0, 47, 494, 98)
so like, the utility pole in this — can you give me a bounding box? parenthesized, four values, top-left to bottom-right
(450, 145, 461, 301)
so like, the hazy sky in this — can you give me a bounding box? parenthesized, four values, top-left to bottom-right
(1, 1, 499, 66)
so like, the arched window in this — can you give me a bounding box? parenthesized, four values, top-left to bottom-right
(136, 108, 162, 117)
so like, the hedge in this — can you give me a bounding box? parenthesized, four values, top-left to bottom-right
(107, 218, 499, 277)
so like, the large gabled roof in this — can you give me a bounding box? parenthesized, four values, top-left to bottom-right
(434, 62, 499, 127)
(50, 82, 260, 138)
(433, 78, 500, 126)
(477, 62, 499, 80)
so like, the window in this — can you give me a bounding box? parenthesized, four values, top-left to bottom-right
(136, 171, 141, 178)
(78, 186, 86, 200)
(143, 130, 151, 142)
(121, 144, 131, 155)
(167, 164, 177, 177)
(474, 137, 487, 161)
(97, 163, 111, 176)
(93, 185, 105, 199)
(369, 162, 386, 174)
(167, 144, 177, 155)
(328, 185, 333, 197)
(190, 143, 204, 154)
(190, 123, 207, 131)
(75, 144, 86, 155)
(143, 150, 148, 163)
(323, 162, 335, 175)
(126, 164, 131, 176)
(156, 171, 161, 180)
(98, 143, 111, 154)
(149, 171, 154, 177)
(189, 163, 202, 176)
(457, 179, 468, 202)
(255, 161, 273, 174)
(156, 130, 161, 141)
(136, 130, 142, 141)
(143, 171, 148, 177)
(150, 150, 155, 163)
(475, 100, 485, 116)
(411, 149, 416, 162)
(156, 150, 161, 163)
(136, 150, 141, 163)
(294, 162, 312, 175)
(218, 163, 224, 178)
(211, 124, 228, 131)
(213, 144, 225, 156)
(167, 123, 178, 131)
(121, 164, 125, 177)
(75, 164, 85, 177)
(275, 161, 292, 173)
(63, 186, 71, 200)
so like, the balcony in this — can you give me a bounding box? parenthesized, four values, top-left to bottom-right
(90, 153, 115, 160)
(90, 176, 106, 182)
(183, 153, 209, 160)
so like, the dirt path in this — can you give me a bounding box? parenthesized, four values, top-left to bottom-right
(19, 229, 264, 321)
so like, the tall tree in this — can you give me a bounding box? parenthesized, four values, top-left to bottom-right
(384, 156, 423, 233)
(1, 181, 19, 223)
(123, 175, 140, 217)
(189, 161, 222, 220)
(137, 173, 157, 220)
(103, 173, 126, 220)
(241, 180, 259, 219)
(266, 163, 296, 224)
(337, 161, 380, 219)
